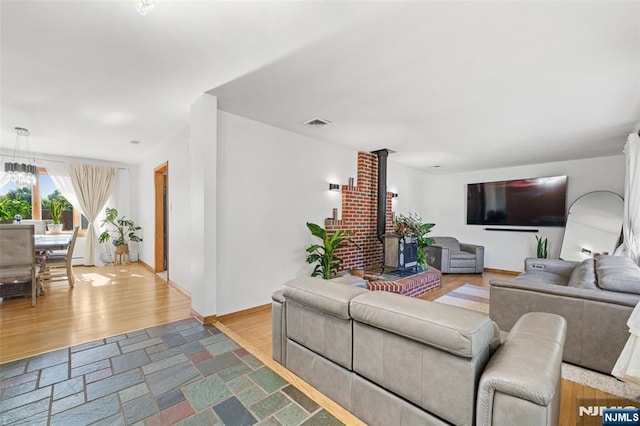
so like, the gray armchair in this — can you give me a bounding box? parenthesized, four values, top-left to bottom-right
(426, 236, 484, 273)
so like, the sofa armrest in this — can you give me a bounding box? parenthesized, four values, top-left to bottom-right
(461, 243, 484, 273)
(476, 312, 566, 426)
(460, 243, 482, 254)
(271, 289, 286, 365)
(426, 245, 450, 273)
(523, 258, 579, 277)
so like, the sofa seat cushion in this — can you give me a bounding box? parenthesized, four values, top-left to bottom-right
(451, 251, 476, 260)
(513, 271, 568, 286)
(283, 277, 368, 320)
(596, 255, 640, 294)
(350, 291, 500, 358)
(567, 258, 598, 290)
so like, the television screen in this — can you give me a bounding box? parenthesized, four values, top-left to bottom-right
(467, 176, 567, 227)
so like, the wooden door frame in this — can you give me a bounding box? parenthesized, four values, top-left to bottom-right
(154, 162, 168, 274)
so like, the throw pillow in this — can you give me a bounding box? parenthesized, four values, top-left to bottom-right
(596, 255, 640, 294)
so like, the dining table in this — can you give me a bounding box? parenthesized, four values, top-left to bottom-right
(34, 233, 72, 295)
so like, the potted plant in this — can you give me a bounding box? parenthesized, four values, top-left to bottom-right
(305, 222, 360, 279)
(536, 235, 548, 259)
(48, 201, 64, 234)
(394, 212, 435, 269)
(98, 207, 142, 262)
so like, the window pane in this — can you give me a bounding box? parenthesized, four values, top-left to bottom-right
(40, 174, 73, 231)
(0, 181, 33, 221)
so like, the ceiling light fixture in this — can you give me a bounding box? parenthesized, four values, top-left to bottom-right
(133, 0, 155, 16)
(4, 127, 38, 189)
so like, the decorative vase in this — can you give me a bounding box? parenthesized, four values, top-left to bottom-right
(48, 223, 64, 234)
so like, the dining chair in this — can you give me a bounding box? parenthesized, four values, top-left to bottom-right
(43, 225, 80, 287)
(19, 220, 47, 235)
(0, 224, 39, 306)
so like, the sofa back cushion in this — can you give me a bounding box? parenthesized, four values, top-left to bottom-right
(433, 237, 461, 252)
(567, 258, 598, 290)
(350, 291, 499, 358)
(596, 255, 640, 294)
(283, 277, 368, 370)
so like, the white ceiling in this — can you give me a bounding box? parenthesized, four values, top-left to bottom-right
(2, 1, 639, 173)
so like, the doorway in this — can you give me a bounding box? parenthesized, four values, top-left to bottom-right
(154, 162, 168, 277)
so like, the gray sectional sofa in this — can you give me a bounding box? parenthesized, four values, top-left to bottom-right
(490, 255, 640, 374)
(272, 277, 567, 426)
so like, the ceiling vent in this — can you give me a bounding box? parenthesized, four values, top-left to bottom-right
(303, 117, 331, 128)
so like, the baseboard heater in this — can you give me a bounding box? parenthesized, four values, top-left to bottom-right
(484, 228, 539, 233)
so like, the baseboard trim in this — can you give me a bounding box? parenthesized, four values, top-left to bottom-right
(167, 280, 190, 298)
(484, 267, 520, 275)
(217, 303, 271, 322)
(139, 260, 154, 272)
(191, 309, 217, 325)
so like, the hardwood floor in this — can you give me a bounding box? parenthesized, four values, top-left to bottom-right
(1, 265, 634, 426)
(0, 263, 191, 364)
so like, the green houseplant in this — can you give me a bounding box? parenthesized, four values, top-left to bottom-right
(48, 200, 64, 233)
(536, 235, 548, 259)
(305, 222, 360, 279)
(394, 212, 435, 269)
(98, 207, 142, 248)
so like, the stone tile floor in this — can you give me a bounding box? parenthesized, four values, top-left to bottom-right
(0, 318, 343, 425)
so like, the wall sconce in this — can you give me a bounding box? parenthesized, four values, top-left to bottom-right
(391, 192, 398, 198)
(329, 183, 340, 191)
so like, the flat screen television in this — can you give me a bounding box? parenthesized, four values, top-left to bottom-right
(467, 176, 567, 227)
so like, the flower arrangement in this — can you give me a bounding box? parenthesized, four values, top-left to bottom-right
(394, 212, 435, 268)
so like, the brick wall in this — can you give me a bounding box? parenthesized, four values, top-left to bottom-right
(324, 152, 394, 272)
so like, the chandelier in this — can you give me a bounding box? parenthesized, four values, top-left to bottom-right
(133, 0, 155, 16)
(4, 127, 38, 189)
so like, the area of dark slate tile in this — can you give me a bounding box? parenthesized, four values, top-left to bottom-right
(213, 396, 257, 425)
(145, 360, 200, 396)
(281, 384, 320, 414)
(85, 368, 144, 401)
(249, 391, 290, 420)
(0, 371, 38, 390)
(162, 332, 187, 348)
(122, 394, 157, 424)
(70, 343, 120, 368)
(38, 362, 69, 387)
(196, 351, 243, 376)
(70, 359, 111, 378)
(111, 348, 150, 374)
(2, 397, 50, 424)
(156, 388, 186, 411)
(50, 393, 120, 425)
(26, 349, 68, 372)
(70, 339, 105, 353)
(1, 379, 36, 399)
(180, 341, 204, 355)
(52, 376, 84, 400)
(1, 317, 326, 426)
(300, 409, 343, 426)
(0, 385, 51, 413)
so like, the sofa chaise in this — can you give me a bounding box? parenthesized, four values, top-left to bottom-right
(272, 277, 567, 425)
(490, 255, 640, 374)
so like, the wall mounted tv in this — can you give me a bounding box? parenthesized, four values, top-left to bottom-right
(467, 176, 568, 227)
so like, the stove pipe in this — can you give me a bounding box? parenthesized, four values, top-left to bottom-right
(372, 149, 389, 243)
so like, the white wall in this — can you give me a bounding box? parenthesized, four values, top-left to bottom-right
(423, 155, 625, 271)
(136, 126, 193, 294)
(216, 111, 359, 315)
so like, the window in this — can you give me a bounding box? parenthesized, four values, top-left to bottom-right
(1, 168, 87, 234)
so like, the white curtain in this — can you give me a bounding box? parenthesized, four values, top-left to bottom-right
(613, 301, 640, 385)
(38, 160, 81, 210)
(67, 162, 117, 266)
(616, 133, 640, 264)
